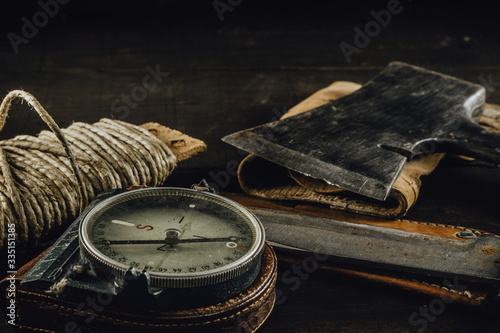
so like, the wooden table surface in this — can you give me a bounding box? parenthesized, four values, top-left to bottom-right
(1, 1, 499, 331)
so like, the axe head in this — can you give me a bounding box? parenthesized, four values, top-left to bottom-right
(223, 62, 487, 201)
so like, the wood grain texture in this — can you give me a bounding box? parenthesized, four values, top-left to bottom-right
(0, 1, 499, 332)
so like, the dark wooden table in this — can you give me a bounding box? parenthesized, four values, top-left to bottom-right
(1, 1, 499, 331)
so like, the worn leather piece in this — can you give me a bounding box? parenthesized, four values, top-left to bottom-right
(140, 122, 207, 162)
(2, 244, 277, 333)
(237, 81, 500, 218)
(223, 192, 499, 307)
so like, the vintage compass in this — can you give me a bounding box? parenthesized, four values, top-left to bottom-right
(79, 185, 265, 306)
(20, 183, 272, 313)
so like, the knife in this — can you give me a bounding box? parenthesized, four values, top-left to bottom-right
(253, 208, 500, 284)
(223, 193, 500, 284)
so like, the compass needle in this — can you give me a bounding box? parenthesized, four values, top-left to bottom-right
(111, 220, 135, 227)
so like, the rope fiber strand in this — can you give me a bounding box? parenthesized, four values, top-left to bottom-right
(0, 90, 176, 249)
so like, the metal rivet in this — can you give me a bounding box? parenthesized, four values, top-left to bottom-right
(456, 230, 477, 239)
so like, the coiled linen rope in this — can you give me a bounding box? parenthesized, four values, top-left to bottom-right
(0, 90, 176, 249)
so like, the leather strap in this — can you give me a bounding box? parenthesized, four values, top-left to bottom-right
(2, 244, 277, 333)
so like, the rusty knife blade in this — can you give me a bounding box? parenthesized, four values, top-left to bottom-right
(251, 208, 500, 284)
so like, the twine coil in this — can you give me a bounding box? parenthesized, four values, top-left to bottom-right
(0, 90, 176, 249)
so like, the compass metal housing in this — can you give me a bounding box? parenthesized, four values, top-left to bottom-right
(79, 187, 266, 290)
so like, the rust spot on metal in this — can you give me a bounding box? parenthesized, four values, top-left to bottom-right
(479, 245, 500, 256)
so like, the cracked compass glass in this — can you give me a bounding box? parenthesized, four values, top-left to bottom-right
(79, 187, 265, 294)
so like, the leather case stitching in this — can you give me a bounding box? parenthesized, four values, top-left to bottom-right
(18, 281, 276, 328)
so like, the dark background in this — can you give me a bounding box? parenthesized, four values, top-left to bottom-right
(1, 0, 500, 331)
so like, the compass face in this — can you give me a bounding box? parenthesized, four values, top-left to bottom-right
(79, 188, 265, 288)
